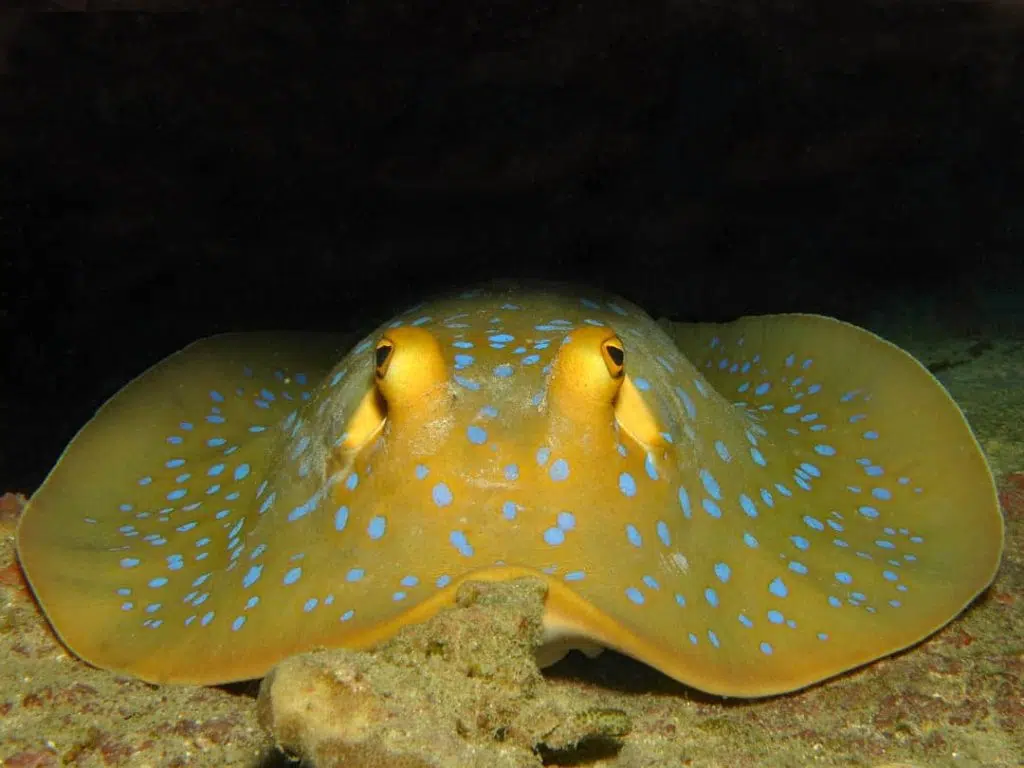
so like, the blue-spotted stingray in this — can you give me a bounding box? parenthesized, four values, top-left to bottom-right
(16, 285, 1004, 697)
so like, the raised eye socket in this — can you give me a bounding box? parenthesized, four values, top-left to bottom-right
(374, 340, 394, 378)
(601, 337, 625, 378)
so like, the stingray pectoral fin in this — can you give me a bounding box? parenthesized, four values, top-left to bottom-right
(650, 313, 1003, 695)
(16, 332, 346, 678)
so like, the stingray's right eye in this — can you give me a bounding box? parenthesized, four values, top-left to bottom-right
(374, 339, 394, 379)
(601, 336, 625, 379)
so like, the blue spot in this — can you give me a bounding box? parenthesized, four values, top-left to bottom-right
(739, 494, 757, 518)
(138, 476, 153, 486)
(120, 557, 140, 569)
(564, 571, 585, 582)
(800, 462, 821, 477)
(449, 530, 474, 557)
(207, 463, 226, 477)
(760, 641, 774, 655)
(625, 587, 645, 605)
(835, 571, 853, 584)
(243, 565, 263, 588)
(625, 524, 642, 547)
(467, 425, 487, 445)
(872, 487, 892, 501)
(699, 469, 721, 500)
(876, 539, 896, 550)
(643, 575, 660, 589)
(522, 354, 541, 365)
(549, 459, 569, 482)
(790, 535, 809, 550)
(814, 444, 837, 457)
(619, 472, 637, 497)
(346, 568, 364, 582)
(864, 430, 879, 440)
(755, 382, 771, 395)
(432, 482, 453, 507)
(340, 610, 355, 622)
(501, 500, 518, 520)
(148, 577, 168, 588)
(767, 609, 784, 624)
(200, 611, 215, 626)
(644, 453, 659, 480)
(454, 353, 475, 370)
(543, 528, 565, 546)
(536, 447, 551, 466)
(702, 499, 721, 518)
(656, 520, 671, 546)
(401, 575, 419, 587)
(453, 340, 473, 349)
(367, 516, 386, 540)
(557, 511, 576, 530)
(259, 491, 277, 515)
(883, 570, 899, 582)
(858, 506, 880, 519)
(288, 494, 319, 522)
(750, 448, 767, 466)
(414, 464, 429, 480)
(283, 567, 302, 585)
(768, 577, 788, 598)
(436, 575, 451, 588)
(503, 464, 519, 481)
(789, 561, 808, 575)
(454, 375, 480, 391)
(303, 598, 318, 613)
(704, 588, 719, 607)
(329, 506, 349, 534)
(677, 487, 692, 517)
(233, 463, 250, 481)
(166, 489, 187, 501)
(166, 458, 186, 469)
(714, 562, 731, 583)
(714, 440, 732, 462)
(634, 378, 651, 391)
(803, 515, 825, 531)
(494, 364, 514, 378)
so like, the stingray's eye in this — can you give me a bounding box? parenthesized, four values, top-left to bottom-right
(374, 339, 394, 378)
(601, 336, 625, 379)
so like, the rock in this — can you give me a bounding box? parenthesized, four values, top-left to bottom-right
(257, 578, 630, 767)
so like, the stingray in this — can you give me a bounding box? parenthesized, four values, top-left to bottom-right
(16, 285, 1003, 697)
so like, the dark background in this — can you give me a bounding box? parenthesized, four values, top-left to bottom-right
(2, 3, 1023, 492)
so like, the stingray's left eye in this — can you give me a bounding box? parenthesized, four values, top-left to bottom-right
(601, 336, 625, 379)
(374, 339, 394, 378)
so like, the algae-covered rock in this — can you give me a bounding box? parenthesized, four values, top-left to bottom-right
(257, 578, 631, 767)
